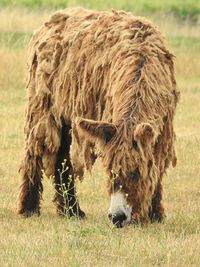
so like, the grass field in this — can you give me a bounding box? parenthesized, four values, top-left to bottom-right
(0, 2, 200, 266)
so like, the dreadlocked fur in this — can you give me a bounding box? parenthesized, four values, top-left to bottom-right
(17, 8, 179, 223)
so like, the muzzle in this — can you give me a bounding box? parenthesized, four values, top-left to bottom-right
(108, 192, 132, 228)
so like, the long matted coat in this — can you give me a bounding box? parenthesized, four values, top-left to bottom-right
(18, 8, 179, 225)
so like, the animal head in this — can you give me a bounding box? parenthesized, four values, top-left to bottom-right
(76, 117, 155, 227)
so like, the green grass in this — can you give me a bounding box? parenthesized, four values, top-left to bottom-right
(1, 0, 200, 22)
(0, 31, 31, 48)
(0, 6, 200, 267)
(169, 36, 200, 50)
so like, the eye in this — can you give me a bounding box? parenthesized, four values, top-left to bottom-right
(132, 139, 138, 150)
(102, 125, 116, 143)
(103, 130, 114, 143)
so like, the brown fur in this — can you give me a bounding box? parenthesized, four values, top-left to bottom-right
(18, 8, 179, 223)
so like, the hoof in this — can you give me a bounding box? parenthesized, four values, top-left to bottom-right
(17, 208, 40, 217)
(57, 206, 86, 220)
(150, 212, 166, 223)
(69, 207, 86, 220)
(76, 208, 86, 220)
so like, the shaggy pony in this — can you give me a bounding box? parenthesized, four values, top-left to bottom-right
(17, 8, 179, 224)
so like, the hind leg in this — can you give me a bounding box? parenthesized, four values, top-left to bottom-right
(150, 179, 165, 223)
(53, 122, 85, 219)
(17, 153, 43, 216)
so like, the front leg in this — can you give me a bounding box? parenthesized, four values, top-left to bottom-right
(17, 154, 43, 216)
(54, 163, 85, 219)
(149, 180, 165, 223)
(53, 123, 85, 219)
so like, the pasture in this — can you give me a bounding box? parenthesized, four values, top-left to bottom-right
(0, 1, 200, 266)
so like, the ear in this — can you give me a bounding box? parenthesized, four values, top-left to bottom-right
(76, 117, 116, 143)
(134, 123, 155, 146)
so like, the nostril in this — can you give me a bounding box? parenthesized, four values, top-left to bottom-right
(108, 213, 112, 220)
(109, 212, 127, 227)
(112, 213, 127, 224)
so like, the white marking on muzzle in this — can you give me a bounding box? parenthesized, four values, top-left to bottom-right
(108, 192, 132, 225)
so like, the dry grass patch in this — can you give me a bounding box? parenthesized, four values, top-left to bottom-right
(0, 8, 50, 32)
